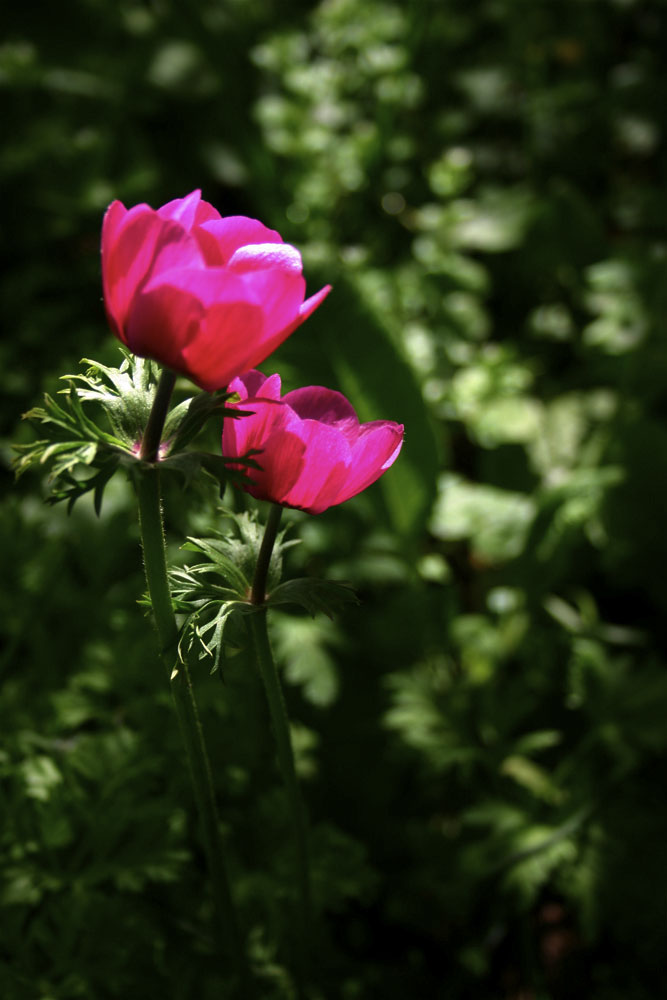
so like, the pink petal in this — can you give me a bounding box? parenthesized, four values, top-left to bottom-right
(239, 265, 306, 334)
(381, 436, 404, 470)
(298, 284, 332, 321)
(253, 432, 307, 503)
(223, 400, 306, 502)
(137, 265, 283, 389)
(334, 423, 404, 503)
(183, 267, 307, 385)
(103, 205, 171, 333)
(125, 282, 205, 376)
(102, 205, 204, 339)
(193, 197, 222, 226)
(181, 299, 267, 391)
(101, 199, 128, 255)
(225, 243, 308, 344)
(157, 190, 203, 230)
(101, 200, 130, 340)
(127, 268, 264, 390)
(266, 283, 332, 348)
(224, 397, 284, 457)
(281, 418, 351, 512)
(248, 428, 307, 503)
(196, 216, 284, 266)
(141, 265, 245, 308)
(228, 371, 282, 401)
(282, 386, 358, 426)
(228, 242, 302, 276)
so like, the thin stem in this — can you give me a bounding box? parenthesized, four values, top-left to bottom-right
(140, 368, 177, 462)
(134, 466, 251, 996)
(248, 505, 312, 992)
(251, 503, 283, 605)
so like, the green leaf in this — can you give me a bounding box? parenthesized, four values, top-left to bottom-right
(179, 599, 255, 673)
(177, 537, 251, 597)
(184, 509, 296, 592)
(65, 352, 158, 447)
(500, 754, 564, 805)
(430, 473, 536, 562)
(15, 351, 254, 511)
(270, 615, 342, 707)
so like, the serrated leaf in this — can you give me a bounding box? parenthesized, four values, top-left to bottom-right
(64, 353, 158, 446)
(178, 598, 257, 673)
(15, 350, 247, 512)
(180, 509, 296, 597)
(180, 538, 251, 596)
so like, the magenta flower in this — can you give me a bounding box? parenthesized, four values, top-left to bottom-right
(223, 371, 404, 514)
(101, 190, 330, 392)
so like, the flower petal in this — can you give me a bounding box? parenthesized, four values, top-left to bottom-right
(196, 217, 284, 266)
(127, 268, 261, 389)
(252, 428, 308, 504)
(222, 378, 403, 513)
(334, 422, 404, 503)
(193, 197, 222, 226)
(101, 199, 128, 255)
(267, 284, 332, 349)
(154, 190, 220, 229)
(102, 204, 204, 340)
(182, 268, 308, 386)
(101, 200, 131, 340)
(157, 190, 203, 230)
(281, 417, 351, 512)
(228, 242, 302, 276)
(229, 371, 282, 401)
(223, 400, 306, 502)
(101, 194, 331, 389)
(124, 282, 204, 375)
(282, 386, 358, 427)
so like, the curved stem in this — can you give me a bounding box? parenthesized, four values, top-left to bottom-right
(140, 368, 177, 462)
(134, 466, 251, 996)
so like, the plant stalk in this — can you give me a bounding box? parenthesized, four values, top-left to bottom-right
(134, 370, 250, 995)
(139, 367, 177, 462)
(251, 502, 284, 605)
(248, 504, 312, 989)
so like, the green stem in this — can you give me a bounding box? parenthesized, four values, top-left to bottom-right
(134, 465, 251, 996)
(251, 503, 283, 606)
(248, 505, 312, 990)
(140, 368, 177, 462)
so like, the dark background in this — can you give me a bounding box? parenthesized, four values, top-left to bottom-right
(3, 1, 667, 996)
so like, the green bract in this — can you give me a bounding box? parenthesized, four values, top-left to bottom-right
(171, 509, 357, 674)
(14, 350, 251, 511)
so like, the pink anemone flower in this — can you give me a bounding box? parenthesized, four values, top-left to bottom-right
(101, 190, 330, 391)
(223, 370, 404, 515)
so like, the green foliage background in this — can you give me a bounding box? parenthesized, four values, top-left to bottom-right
(3, 0, 667, 996)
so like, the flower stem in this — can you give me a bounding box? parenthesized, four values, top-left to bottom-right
(248, 505, 312, 990)
(251, 502, 283, 605)
(134, 461, 251, 995)
(140, 367, 177, 462)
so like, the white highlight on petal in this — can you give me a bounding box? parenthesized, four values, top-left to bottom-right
(227, 242, 303, 275)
